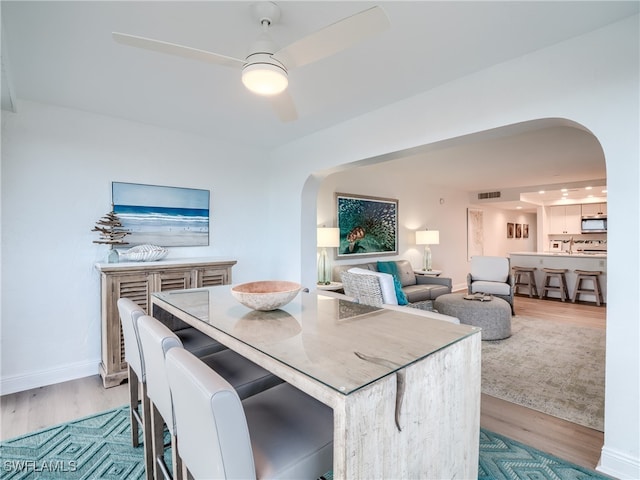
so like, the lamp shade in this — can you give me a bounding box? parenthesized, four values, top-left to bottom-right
(416, 230, 440, 245)
(317, 227, 340, 248)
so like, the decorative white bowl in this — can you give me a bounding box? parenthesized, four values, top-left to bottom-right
(118, 244, 168, 262)
(231, 281, 302, 311)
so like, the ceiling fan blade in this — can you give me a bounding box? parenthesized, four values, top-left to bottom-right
(272, 6, 389, 69)
(269, 90, 298, 122)
(112, 32, 246, 69)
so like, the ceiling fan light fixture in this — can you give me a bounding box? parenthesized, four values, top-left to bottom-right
(242, 62, 288, 96)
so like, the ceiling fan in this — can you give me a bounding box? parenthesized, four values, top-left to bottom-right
(112, 2, 390, 122)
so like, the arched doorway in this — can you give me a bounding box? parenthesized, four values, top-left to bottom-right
(303, 118, 607, 468)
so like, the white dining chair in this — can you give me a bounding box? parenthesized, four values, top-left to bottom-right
(137, 314, 283, 480)
(117, 298, 154, 479)
(165, 347, 334, 480)
(118, 297, 230, 473)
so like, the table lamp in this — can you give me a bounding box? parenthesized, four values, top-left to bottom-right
(416, 229, 440, 271)
(317, 227, 340, 284)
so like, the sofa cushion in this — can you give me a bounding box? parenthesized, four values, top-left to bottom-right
(403, 284, 451, 303)
(332, 262, 375, 282)
(376, 261, 409, 305)
(348, 268, 398, 305)
(470, 281, 511, 296)
(470, 256, 509, 283)
(394, 260, 418, 287)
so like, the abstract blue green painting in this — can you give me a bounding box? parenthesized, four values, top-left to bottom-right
(336, 193, 398, 258)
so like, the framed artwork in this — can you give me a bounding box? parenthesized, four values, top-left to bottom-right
(515, 223, 522, 238)
(467, 208, 484, 261)
(112, 182, 210, 247)
(523, 224, 529, 239)
(507, 223, 514, 238)
(336, 193, 398, 258)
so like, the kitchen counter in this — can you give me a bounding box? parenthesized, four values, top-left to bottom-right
(510, 252, 607, 303)
(510, 251, 607, 258)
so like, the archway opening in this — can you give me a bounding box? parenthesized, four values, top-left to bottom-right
(302, 117, 607, 469)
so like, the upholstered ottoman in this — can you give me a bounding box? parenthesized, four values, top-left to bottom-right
(434, 293, 511, 340)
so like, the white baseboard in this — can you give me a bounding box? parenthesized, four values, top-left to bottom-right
(0, 359, 100, 395)
(598, 446, 640, 480)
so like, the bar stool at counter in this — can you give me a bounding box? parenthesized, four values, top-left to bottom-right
(572, 269, 605, 306)
(540, 268, 570, 302)
(512, 266, 539, 298)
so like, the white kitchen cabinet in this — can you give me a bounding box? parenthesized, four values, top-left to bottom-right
(548, 205, 582, 234)
(582, 203, 607, 216)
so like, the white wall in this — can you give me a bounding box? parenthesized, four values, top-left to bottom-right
(0, 101, 273, 393)
(270, 17, 639, 479)
(317, 164, 536, 291)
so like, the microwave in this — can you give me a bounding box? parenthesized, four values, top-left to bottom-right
(581, 216, 607, 233)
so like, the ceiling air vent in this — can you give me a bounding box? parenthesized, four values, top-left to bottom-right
(477, 191, 501, 200)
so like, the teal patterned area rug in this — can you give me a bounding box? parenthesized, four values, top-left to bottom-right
(0, 406, 610, 480)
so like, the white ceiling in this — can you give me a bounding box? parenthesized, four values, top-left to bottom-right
(357, 122, 608, 211)
(2, 1, 635, 208)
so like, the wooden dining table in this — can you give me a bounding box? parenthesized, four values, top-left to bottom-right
(151, 285, 481, 479)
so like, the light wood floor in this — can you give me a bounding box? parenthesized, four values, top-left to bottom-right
(481, 295, 606, 471)
(0, 374, 129, 441)
(0, 295, 606, 471)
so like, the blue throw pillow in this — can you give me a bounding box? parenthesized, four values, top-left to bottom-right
(377, 261, 409, 305)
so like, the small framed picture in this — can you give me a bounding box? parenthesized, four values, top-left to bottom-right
(515, 224, 522, 238)
(507, 223, 514, 239)
(523, 224, 529, 239)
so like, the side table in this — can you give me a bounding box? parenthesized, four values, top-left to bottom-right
(316, 281, 343, 292)
(414, 269, 442, 277)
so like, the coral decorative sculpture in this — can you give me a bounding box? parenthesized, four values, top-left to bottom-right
(92, 211, 130, 262)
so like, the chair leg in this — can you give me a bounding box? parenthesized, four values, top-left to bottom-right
(150, 403, 183, 480)
(140, 383, 154, 480)
(571, 276, 582, 303)
(172, 434, 184, 480)
(540, 273, 550, 299)
(150, 404, 166, 480)
(594, 276, 604, 306)
(128, 366, 154, 479)
(530, 273, 539, 298)
(128, 365, 140, 447)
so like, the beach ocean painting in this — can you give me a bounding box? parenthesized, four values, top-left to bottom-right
(112, 182, 210, 247)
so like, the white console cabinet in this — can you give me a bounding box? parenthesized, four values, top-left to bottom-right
(95, 257, 236, 387)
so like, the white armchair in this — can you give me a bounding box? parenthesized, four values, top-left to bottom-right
(340, 270, 389, 307)
(467, 256, 515, 314)
(340, 269, 438, 312)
